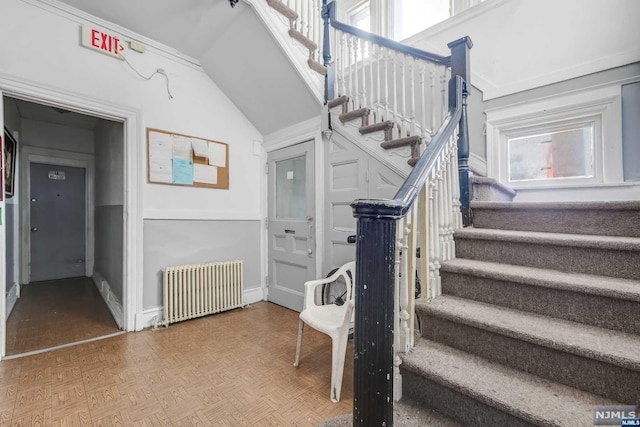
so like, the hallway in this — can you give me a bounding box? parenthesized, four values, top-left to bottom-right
(6, 277, 120, 356)
(0, 302, 353, 425)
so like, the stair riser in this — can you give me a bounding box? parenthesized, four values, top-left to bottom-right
(471, 183, 515, 202)
(441, 271, 640, 335)
(401, 370, 537, 427)
(473, 208, 640, 237)
(419, 314, 640, 404)
(455, 238, 640, 280)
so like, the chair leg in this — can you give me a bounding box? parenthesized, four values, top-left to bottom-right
(329, 330, 350, 403)
(293, 320, 304, 367)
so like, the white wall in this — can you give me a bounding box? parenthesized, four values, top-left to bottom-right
(405, 0, 640, 100)
(95, 120, 123, 206)
(21, 119, 94, 154)
(0, 0, 265, 329)
(0, 0, 263, 218)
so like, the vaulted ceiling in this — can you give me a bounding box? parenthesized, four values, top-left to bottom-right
(57, 0, 320, 135)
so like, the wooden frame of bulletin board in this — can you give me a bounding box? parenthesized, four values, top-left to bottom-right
(146, 128, 229, 189)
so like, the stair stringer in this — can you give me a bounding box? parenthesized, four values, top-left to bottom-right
(329, 107, 414, 179)
(244, 0, 324, 104)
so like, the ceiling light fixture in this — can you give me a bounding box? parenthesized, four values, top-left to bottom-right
(229, 0, 239, 7)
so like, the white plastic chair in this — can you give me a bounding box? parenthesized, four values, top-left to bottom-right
(293, 261, 355, 403)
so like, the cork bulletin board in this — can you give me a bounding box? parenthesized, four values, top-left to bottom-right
(147, 128, 229, 189)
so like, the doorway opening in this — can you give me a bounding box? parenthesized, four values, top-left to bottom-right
(3, 96, 125, 356)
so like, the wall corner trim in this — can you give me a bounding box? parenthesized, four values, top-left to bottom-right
(92, 271, 124, 329)
(5, 284, 19, 320)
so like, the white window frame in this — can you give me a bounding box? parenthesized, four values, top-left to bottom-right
(486, 84, 624, 189)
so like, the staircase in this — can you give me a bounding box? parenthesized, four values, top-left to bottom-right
(402, 201, 640, 426)
(260, 1, 640, 425)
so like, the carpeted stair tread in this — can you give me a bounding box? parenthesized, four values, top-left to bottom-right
(327, 95, 349, 109)
(455, 227, 640, 251)
(441, 258, 640, 302)
(288, 28, 318, 51)
(417, 296, 640, 372)
(307, 59, 327, 75)
(339, 108, 370, 123)
(403, 339, 619, 427)
(266, 0, 298, 21)
(359, 121, 394, 135)
(319, 399, 461, 426)
(381, 135, 421, 149)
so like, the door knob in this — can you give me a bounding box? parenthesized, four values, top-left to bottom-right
(31, 227, 38, 232)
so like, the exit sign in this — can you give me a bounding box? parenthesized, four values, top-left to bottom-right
(81, 25, 125, 59)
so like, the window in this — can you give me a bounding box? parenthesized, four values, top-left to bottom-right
(485, 84, 625, 190)
(507, 122, 595, 183)
(348, 1, 371, 32)
(393, 0, 451, 40)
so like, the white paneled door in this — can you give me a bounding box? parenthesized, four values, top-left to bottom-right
(267, 141, 315, 312)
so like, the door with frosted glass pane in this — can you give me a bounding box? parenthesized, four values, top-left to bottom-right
(267, 141, 315, 312)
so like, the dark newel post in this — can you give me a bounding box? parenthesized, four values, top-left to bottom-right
(447, 36, 473, 226)
(322, 0, 335, 103)
(351, 201, 402, 427)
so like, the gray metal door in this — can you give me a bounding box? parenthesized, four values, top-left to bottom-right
(267, 141, 315, 312)
(30, 163, 86, 282)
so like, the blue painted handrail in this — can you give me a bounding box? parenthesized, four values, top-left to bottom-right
(324, 0, 451, 66)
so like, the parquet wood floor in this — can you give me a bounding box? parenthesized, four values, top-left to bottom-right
(6, 277, 121, 356)
(0, 302, 353, 426)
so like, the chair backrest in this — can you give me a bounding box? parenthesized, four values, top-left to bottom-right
(334, 261, 355, 304)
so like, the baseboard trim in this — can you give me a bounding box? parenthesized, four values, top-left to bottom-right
(92, 272, 124, 329)
(6, 283, 19, 320)
(136, 307, 164, 331)
(136, 286, 266, 330)
(243, 286, 266, 305)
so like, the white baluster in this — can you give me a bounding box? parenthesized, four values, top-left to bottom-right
(348, 35, 354, 110)
(391, 51, 398, 138)
(444, 148, 454, 261)
(399, 218, 410, 354)
(452, 136, 462, 229)
(384, 48, 390, 122)
(368, 41, 375, 121)
(440, 72, 448, 125)
(374, 44, 382, 121)
(337, 32, 345, 97)
(430, 68, 437, 138)
(399, 54, 406, 138)
(354, 38, 361, 108)
(428, 174, 439, 299)
(360, 38, 367, 114)
(419, 62, 427, 144)
(409, 57, 416, 138)
(393, 217, 404, 402)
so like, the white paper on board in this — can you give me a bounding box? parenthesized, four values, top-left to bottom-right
(208, 142, 226, 167)
(172, 135, 192, 159)
(191, 138, 209, 158)
(194, 163, 218, 185)
(149, 132, 173, 183)
(149, 158, 172, 183)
